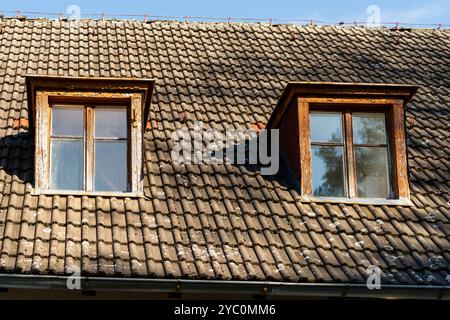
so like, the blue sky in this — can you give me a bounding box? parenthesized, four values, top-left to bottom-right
(1, 0, 450, 26)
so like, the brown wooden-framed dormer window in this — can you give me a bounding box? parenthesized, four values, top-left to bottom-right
(26, 76, 155, 196)
(305, 102, 397, 200)
(268, 82, 418, 205)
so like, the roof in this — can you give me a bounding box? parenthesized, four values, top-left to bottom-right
(0, 17, 449, 287)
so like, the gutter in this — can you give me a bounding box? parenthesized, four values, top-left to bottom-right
(0, 274, 449, 299)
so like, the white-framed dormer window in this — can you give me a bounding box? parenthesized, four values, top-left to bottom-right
(26, 76, 155, 197)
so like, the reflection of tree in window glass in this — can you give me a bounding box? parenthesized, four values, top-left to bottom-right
(353, 114, 386, 144)
(310, 111, 389, 199)
(353, 113, 389, 198)
(312, 145, 346, 197)
(310, 112, 346, 197)
(355, 147, 389, 198)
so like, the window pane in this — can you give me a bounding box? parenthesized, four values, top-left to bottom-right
(353, 113, 387, 144)
(355, 147, 389, 198)
(52, 107, 84, 137)
(95, 109, 127, 138)
(311, 145, 346, 197)
(50, 139, 83, 190)
(94, 141, 128, 192)
(310, 112, 343, 143)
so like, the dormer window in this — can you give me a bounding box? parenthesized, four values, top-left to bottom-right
(26, 76, 155, 196)
(49, 105, 128, 192)
(268, 82, 418, 205)
(310, 111, 390, 198)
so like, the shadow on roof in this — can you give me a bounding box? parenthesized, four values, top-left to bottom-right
(0, 132, 34, 186)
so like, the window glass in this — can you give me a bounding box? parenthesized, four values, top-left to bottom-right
(95, 108, 127, 138)
(50, 139, 83, 190)
(52, 107, 84, 136)
(94, 141, 128, 192)
(311, 146, 346, 197)
(355, 147, 389, 198)
(310, 112, 343, 143)
(353, 113, 387, 144)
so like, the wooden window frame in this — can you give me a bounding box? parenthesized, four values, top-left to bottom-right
(298, 97, 411, 205)
(34, 91, 144, 197)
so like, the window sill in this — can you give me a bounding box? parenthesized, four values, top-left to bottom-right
(300, 195, 414, 206)
(31, 189, 144, 198)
